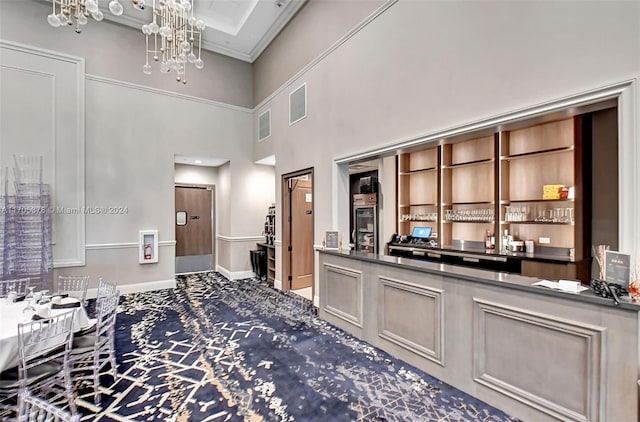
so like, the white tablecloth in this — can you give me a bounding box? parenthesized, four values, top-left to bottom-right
(0, 298, 91, 372)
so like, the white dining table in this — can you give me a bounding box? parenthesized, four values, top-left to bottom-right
(0, 298, 92, 373)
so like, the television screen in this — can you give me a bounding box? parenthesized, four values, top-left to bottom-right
(411, 226, 432, 239)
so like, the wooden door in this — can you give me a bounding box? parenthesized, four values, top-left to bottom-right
(290, 179, 313, 290)
(175, 186, 212, 257)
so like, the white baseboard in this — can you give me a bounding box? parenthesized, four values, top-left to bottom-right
(215, 265, 255, 281)
(86, 278, 176, 299)
(273, 278, 282, 290)
(313, 295, 319, 307)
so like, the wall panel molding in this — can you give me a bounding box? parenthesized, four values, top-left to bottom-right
(323, 263, 363, 328)
(0, 39, 86, 268)
(378, 276, 444, 366)
(473, 298, 606, 422)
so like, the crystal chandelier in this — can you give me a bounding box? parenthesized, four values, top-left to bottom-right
(141, 0, 206, 84)
(46, 0, 105, 32)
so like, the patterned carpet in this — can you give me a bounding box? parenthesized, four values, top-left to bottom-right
(77, 273, 520, 421)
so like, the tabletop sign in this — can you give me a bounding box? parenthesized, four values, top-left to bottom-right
(325, 231, 339, 250)
(605, 250, 630, 288)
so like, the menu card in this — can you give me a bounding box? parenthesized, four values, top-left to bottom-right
(605, 250, 630, 288)
(325, 231, 339, 250)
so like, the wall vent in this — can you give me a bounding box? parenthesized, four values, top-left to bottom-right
(258, 109, 271, 140)
(289, 82, 307, 125)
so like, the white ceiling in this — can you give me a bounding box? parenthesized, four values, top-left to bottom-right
(175, 155, 229, 167)
(105, 0, 307, 62)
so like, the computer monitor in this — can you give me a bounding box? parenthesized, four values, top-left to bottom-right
(411, 226, 432, 239)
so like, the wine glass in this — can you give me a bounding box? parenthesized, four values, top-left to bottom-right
(22, 297, 36, 321)
(26, 286, 36, 300)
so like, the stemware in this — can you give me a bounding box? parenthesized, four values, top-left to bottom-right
(22, 297, 36, 321)
(26, 286, 36, 300)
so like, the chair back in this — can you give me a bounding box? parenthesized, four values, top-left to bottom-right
(97, 278, 117, 300)
(95, 289, 120, 340)
(0, 277, 30, 297)
(17, 311, 75, 386)
(18, 390, 80, 422)
(56, 275, 89, 302)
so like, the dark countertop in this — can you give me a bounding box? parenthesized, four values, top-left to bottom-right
(320, 249, 640, 311)
(388, 243, 576, 263)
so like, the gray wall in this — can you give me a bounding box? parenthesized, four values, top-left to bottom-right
(254, 0, 640, 297)
(0, 0, 273, 290)
(252, 0, 385, 106)
(1, 0, 253, 108)
(175, 164, 220, 187)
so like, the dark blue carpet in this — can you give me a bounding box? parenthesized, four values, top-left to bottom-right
(79, 272, 520, 421)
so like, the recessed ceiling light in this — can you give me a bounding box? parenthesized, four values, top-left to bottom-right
(195, 160, 203, 164)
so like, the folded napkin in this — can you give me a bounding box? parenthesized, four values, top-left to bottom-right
(31, 314, 50, 322)
(51, 301, 80, 309)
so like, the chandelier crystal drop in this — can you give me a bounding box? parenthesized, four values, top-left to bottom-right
(46, 0, 110, 33)
(141, 0, 205, 84)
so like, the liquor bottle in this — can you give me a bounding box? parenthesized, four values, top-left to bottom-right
(485, 230, 495, 250)
(502, 229, 510, 253)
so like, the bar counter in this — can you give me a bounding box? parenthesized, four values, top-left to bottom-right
(319, 249, 639, 422)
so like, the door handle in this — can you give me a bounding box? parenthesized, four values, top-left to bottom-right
(306, 210, 312, 214)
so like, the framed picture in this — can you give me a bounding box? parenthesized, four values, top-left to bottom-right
(325, 231, 339, 250)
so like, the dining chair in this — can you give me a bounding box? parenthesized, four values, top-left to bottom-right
(56, 276, 90, 303)
(97, 278, 117, 299)
(0, 277, 30, 297)
(0, 310, 77, 417)
(18, 390, 80, 422)
(69, 287, 120, 405)
(72, 278, 118, 338)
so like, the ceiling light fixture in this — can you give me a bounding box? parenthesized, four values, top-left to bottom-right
(46, 0, 108, 32)
(141, 0, 206, 84)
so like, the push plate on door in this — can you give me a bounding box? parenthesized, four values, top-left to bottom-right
(176, 211, 187, 226)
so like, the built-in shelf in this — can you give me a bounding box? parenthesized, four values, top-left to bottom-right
(400, 219, 437, 223)
(504, 221, 575, 226)
(506, 198, 574, 203)
(443, 220, 495, 224)
(399, 167, 437, 175)
(442, 158, 494, 169)
(449, 201, 495, 206)
(501, 145, 574, 161)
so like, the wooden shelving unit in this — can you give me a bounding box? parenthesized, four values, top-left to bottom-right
(499, 118, 579, 252)
(395, 116, 591, 281)
(441, 135, 496, 249)
(397, 147, 439, 236)
(258, 204, 276, 285)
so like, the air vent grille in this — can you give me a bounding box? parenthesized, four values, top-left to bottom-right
(259, 109, 271, 140)
(289, 83, 307, 125)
